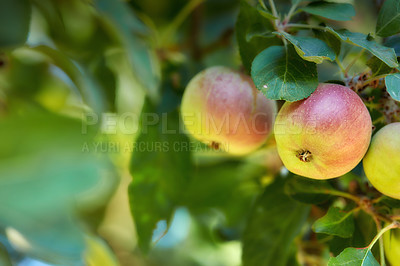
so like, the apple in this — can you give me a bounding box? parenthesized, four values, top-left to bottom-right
(274, 83, 372, 179)
(181, 66, 276, 155)
(363, 122, 400, 199)
(384, 227, 400, 266)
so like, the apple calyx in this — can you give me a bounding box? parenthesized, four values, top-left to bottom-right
(210, 141, 220, 150)
(296, 150, 312, 162)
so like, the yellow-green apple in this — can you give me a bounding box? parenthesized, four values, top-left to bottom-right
(384, 227, 400, 266)
(181, 66, 276, 155)
(274, 83, 372, 179)
(363, 122, 400, 199)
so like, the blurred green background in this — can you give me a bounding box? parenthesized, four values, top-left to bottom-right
(0, 0, 388, 265)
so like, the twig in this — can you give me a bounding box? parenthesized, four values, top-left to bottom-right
(367, 222, 399, 251)
(268, 0, 279, 19)
(161, 0, 205, 45)
(285, 23, 326, 31)
(372, 216, 386, 265)
(362, 74, 388, 87)
(336, 58, 347, 77)
(284, 2, 299, 24)
(325, 189, 361, 204)
(344, 49, 365, 75)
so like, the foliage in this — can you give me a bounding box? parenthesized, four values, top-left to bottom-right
(0, 0, 400, 265)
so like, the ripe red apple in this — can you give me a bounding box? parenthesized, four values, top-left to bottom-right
(274, 83, 372, 179)
(180, 66, 276, 155)
(363, 122, 400, 199)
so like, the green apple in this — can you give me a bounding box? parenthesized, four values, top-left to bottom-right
(384, 227, 400, 266)
(181, 66, 276, 155)
(363, 122, 400, 199)
(274, 83, 372, 179)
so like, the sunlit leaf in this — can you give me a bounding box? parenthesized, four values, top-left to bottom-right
(278, 32, 336, 63)
(251, 45, 318, 101)
(327, 27, 398, 68)
(328, 247, 379, 266)
(313, 207, 355, 238)
(385, 73, 400, 101)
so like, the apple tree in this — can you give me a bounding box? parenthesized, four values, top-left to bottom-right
(0, 0, 400, 265)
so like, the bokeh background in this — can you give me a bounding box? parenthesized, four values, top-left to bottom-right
(0, 0, 390, 265)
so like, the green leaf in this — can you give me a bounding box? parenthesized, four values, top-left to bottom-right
(246, 23, 274, 42)
(257, 5, 277, 20)
(0, 0, 31, 47)
(291, 0, 319, 4)
(385, 36, 400, 56)
(385, 73, 400, 101)
(251, 45, 318, 101)
(0, 242, 11, 266)
(96, 0, 160, 102)
(236, 1, 281, 73)
(284, 175, 333, 204)
(313, 29, 341, 55)
(0, 112, 117, 265)
(301, 1, 355, 21)
(376, 0, 400, 37)
(242, 178, 310, 266)
(367, 56, 393, 76)
(327, 211, 377, 257)
(129, 102, 192, 252)
(328, 247, 379, 266)
(312, 207, 355, 238)
(278, 32, 335, 63)
(379, 196, 400, 208)
(326, 27, 398, 68)
(28, 46, 107, 115)
(185, 160, 264, 228)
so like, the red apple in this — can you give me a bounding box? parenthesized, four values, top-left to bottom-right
(181, 66, 276, 155)
(274, 83, 372, 179)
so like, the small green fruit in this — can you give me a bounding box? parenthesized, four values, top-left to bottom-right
(384, 228, 400, 266)
(363, 122, 400, 199)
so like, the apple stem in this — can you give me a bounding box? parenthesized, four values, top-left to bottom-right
(367, 222, 399, 252)
(372, 216, 386, 265)
(344, 49, 365, 75)
(327, 190, 361, 204)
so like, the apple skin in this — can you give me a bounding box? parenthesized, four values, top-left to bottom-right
(384, 228, 400, 266)
(181, 66, 277, 155)
(274, 83, 372, 179)
(363, 122, 400, 199)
